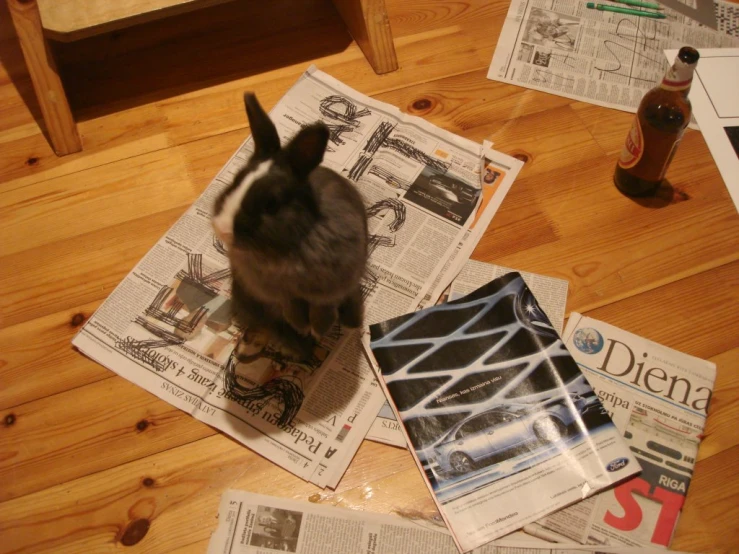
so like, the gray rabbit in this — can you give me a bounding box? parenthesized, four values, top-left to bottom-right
(213, 93, 368, 359)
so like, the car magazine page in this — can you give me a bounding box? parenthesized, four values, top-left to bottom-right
(366, 273, 639, 552)
(534, 313, 717, 548)
(366, 260, 569, 448)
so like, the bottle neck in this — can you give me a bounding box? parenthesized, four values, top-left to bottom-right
(659, 58, 696, 94)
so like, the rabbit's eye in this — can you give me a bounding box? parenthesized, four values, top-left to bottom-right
(262, 197, 279, 215)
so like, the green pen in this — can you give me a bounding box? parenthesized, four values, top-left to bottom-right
(608, 0, 664, 10)
(586, 2, 667, 18)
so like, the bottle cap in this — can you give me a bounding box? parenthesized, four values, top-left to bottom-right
(678, 47, 700, 65)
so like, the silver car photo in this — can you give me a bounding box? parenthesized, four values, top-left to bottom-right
(432, 401, 583, 475)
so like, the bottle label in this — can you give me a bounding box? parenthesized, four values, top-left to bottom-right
(661, 60, 694, 92)
(618, 118, 643, 169)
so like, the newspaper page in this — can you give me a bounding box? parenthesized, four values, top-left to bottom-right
(715, 0, 739, 38)
(207, 489, 689, 554)
(417, 144, 525, 311)
(365, 144, 526, 447)
(487, 0, 739, 114)
(72, 65, 483, 490)
(366, 261, 569, 447)
(535, 313, 716, 548)
(367, 274, 639, 552)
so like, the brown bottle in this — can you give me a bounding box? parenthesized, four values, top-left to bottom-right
(614, 47, 700, 197)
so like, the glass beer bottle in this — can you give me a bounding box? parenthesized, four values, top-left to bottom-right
(614, 46, 700, 197)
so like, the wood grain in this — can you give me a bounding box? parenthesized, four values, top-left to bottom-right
(36, 0, 237, 41)
(671, 444, 739, 552)
(331, 0, 398, 74)
(7, 0, 81, 155)
(0, 300, 109, 410)
(0, 376, 215, 502)
(0, 436, 416, 554)
(1, 0, 738, 551)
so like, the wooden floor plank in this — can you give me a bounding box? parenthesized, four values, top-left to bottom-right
(0, 300, 109, 410)
(0, 436, 414, 554)
(0, 148, 195, 258)
(582, 260, 739, 362)
(0, 376, 215, 503)
(0, 106, 170, 191)
(1, 0, 737, 551)
(0, 207, 188, 328)
(671, 444, 739, 552)
(698, 348, 739, 461)
(479, 135, 739, 313)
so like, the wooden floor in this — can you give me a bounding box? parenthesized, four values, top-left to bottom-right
(1, 0, 738, 552)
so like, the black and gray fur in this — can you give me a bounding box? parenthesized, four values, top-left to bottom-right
(213, 93, 368, 358)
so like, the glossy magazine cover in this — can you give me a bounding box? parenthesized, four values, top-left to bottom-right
(368, 273, 640, 552)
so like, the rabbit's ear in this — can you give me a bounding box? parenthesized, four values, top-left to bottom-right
(284, 123, 329, 179)
(244, 93, 281, 158)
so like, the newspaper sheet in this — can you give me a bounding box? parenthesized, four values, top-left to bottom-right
(365, 142, 526, 447)
(367, 274, 639, 552)
(417, 144, 524, 311)
(535, 313, 716, 548)
(72, 65, 484, 489)
(487, 0, 739, 115)
(207, 489, 689, 554)
(715, 0, 739, 38)
(366, 261, 569, 447)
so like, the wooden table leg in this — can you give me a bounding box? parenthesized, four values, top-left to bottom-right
(8, 0, 82, 156)
(330, 0, 398, 74)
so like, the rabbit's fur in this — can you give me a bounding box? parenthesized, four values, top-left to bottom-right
(213, 93, 368, 358)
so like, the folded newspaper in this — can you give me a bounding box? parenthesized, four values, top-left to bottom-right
(365, 142, 528, 447)
(531, 313, 716, 548)
(72, 65, 517, 489)
(366, 260, 569, 447)
(206, 489, 694, 554)
(366, 273, 640, 552)
(415, 144, 524, 311)
(487, 0, 739, 115)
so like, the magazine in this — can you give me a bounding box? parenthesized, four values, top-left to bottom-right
(366, 261, 569, 447)
(534, 313, 717, 548)
(366, 273, 639, 552)
(206, 489, 691, 554)
(71, 65, 492, 489)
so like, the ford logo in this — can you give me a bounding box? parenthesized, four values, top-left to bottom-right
(606, 458, 629, 472)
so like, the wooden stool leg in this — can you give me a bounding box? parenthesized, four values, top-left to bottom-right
(8, 0, 82, 156)
(330, 0, 398, 74)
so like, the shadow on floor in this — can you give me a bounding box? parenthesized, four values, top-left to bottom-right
(0, 0, 354, 127)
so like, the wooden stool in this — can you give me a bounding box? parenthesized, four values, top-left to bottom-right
(7, 0, 398, 157)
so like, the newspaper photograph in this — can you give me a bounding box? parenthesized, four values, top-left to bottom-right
(366, 144, 526, 448)
(367, 273, 639, 552)
(366, 261, 569, 447)
(487, 0, 739, 114)
(534, 313, 716, 548)
(417, 144, 524, 312)
(207, 489, 688, 554)
(72, 65, 485, 489)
